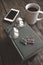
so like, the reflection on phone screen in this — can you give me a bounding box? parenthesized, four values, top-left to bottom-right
(6, 10, 17, 20)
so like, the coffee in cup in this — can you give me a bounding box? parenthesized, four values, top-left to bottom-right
(25, 3, 43, 25)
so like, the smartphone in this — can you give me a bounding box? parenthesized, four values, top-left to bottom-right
(4, 8, 19, 22)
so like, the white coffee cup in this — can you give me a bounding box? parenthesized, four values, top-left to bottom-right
(25, 3, 43, 25)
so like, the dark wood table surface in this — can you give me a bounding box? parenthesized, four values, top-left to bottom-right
(0, 0, 43, 65)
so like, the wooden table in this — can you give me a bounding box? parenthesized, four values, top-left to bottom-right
(0, 0, 43, 65)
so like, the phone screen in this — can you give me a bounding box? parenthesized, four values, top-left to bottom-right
(6, 10, 17, 20)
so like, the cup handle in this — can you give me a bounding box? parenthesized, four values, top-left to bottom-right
(37, 11, 43, 21)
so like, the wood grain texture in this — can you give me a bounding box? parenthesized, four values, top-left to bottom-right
(0, 56, 3, 65)
(0, 0, 43, 65)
